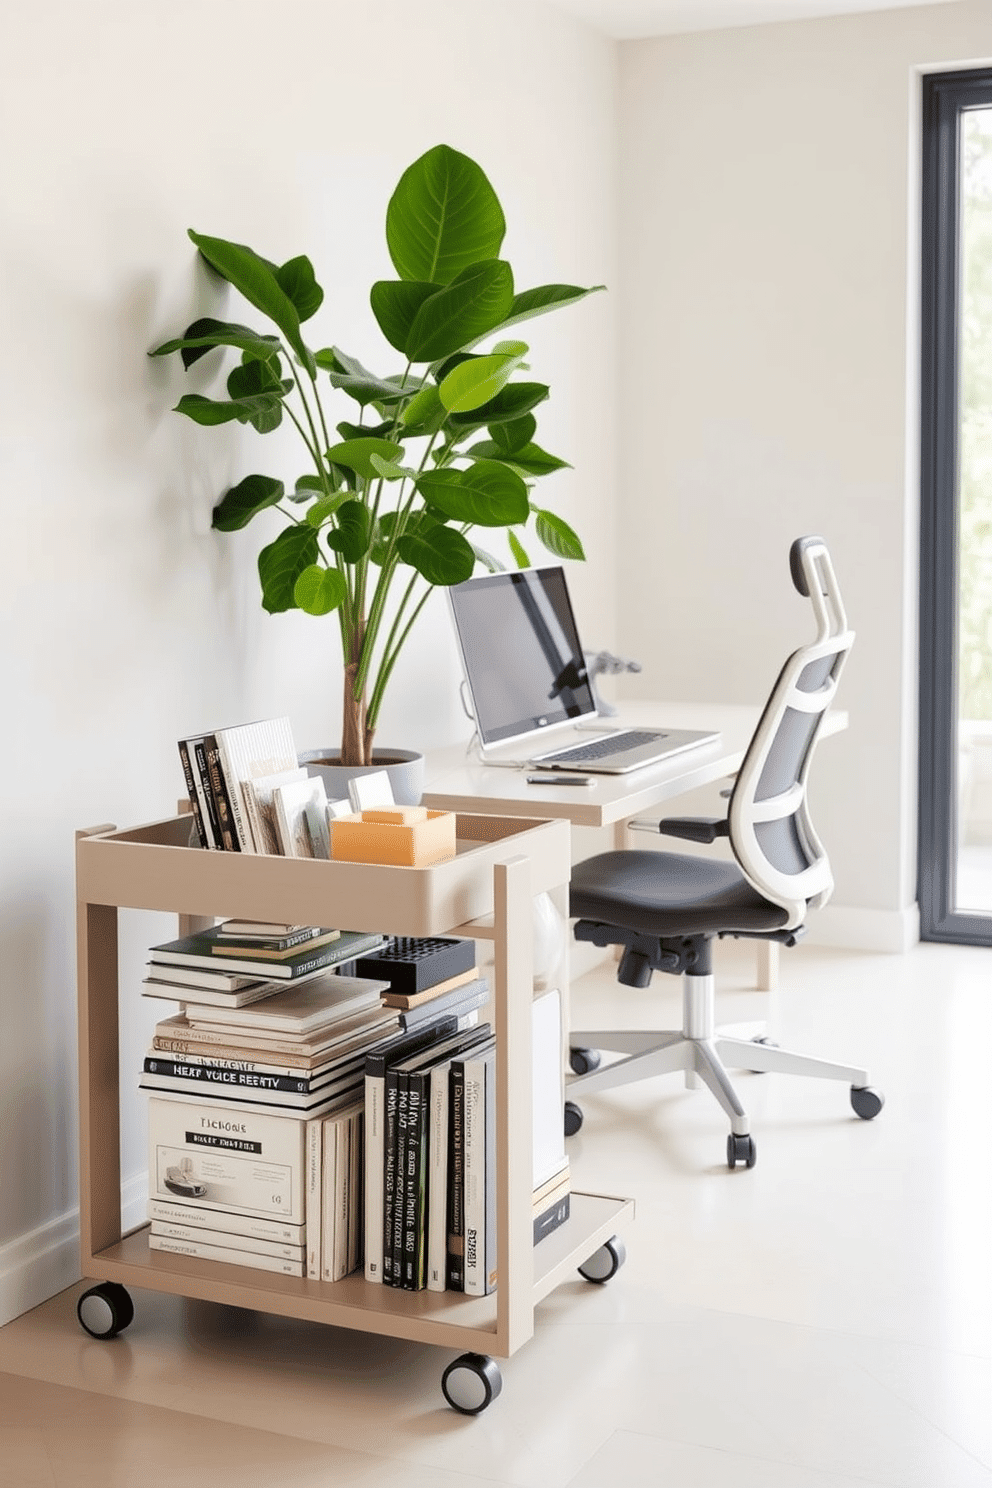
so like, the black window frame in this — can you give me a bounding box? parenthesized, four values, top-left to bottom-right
(919, 65, 992, 942)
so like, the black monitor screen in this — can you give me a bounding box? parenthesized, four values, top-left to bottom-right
(448, 567, 595, 745)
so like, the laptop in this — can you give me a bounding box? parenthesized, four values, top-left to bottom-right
(447, 566, 721, 774)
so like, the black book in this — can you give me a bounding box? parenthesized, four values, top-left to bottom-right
(396, 1025, 493, 1292)
(202, 733, 240, 852)
(363, 1016, 459, 1285)
(193, 737, 222, 848)
(177, 739, 208, 848)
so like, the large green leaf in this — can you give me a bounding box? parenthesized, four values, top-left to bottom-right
(149, 317, 281, 370)
(534, 508, 585, 561)
(449, 381, 549, 429)
(336, 419, 395, 442)
(508, 528, 531, 568)
(466, 439, 570, 475)
(416, 461, 529, 527)
(369, 280, 436, 352)
(226, 359, 293, 433)
(294, 565, 347, 616)
(386, 143, 506, 285)
(316, 347, 412, 406)
(479, 283, 606, 342)
(174, 391, 284, 429)
(438, 344, 526, 413)
(325, 438, 404, 481)
(400, 384, 446, 435)
(397, 523, 476, 584)
(326, 499, 373, 561)
(405, 261, 513, 363)
(275, 256, 323, 322)
(258, 525, 320, 612)
(489, 414, 536, 455)
(212, 474, 285, 532)
(188, 230, 315, 376)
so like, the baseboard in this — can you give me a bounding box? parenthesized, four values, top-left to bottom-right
(803, 901, 920, 953)
(0, 1172, 148, 1327)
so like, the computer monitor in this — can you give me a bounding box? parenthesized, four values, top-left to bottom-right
(447, 566, 597, 748)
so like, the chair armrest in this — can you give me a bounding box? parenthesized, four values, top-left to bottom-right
(658, 816, 730, 843)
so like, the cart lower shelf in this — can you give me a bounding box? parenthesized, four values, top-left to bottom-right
(84, 1191, 632, 1355)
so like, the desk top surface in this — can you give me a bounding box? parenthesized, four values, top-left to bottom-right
(421, 699, 848, 829)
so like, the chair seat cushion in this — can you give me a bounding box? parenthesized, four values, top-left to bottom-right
(569, 850, 790, 937)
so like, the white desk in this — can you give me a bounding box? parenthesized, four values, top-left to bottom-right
(423, 700, 848, 990)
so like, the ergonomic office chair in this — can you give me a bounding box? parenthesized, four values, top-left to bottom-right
(565, 536, 883, 1169)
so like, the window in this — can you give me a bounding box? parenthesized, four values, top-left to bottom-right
(919, 66, 992, 942)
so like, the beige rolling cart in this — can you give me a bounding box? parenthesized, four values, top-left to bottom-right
(74, 809, 633, 1414)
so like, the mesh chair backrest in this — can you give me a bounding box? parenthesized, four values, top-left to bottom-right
(728, 537, 853, 930)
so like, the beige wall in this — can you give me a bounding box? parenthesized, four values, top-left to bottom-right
(616, 1, 992, 947)
(0, 0, 618, 1320)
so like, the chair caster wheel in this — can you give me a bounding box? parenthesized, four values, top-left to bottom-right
(578, 1236, 626, 1283)
(564, 1100, 584, 1137)
(441, 1352, 503, 1414)
(748, 1034, 778, 1072)
(569, 1046, 601, 1075)
(77, 1282, 134, 1339)
(727, 1132, 756, 1169)
(850, 1084, 884, 1120)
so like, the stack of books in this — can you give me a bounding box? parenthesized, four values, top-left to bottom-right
(142, 921, 399, 1279)
(177, 716, 332, 856)
(142, 922, 389, 1005)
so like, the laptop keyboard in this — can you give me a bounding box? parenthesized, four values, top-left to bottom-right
(536, 729, 666, 765)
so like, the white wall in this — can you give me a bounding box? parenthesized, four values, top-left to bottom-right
(0, 0, 617, 1321)
(616, 0, 992, 950)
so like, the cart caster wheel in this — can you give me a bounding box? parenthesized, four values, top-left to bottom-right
(76, 1282, 134, 1339)
(749, 1034, 778, 1072)
(727, 1132, 757, 1169)
(578, 1236, 626, 1283)
(441, 1352, 503, 1414)
(569, 1046, 601, 1076)
(564, 1100, 583, 1137)
(850, 1084, 884, 1120)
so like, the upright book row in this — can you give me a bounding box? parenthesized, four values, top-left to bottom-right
(178, 716, 325, 856)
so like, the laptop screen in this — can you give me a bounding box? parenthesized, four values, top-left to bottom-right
(448, 567, 596, 745)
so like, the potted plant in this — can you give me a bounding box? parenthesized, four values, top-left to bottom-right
(151, 144, 602, 795)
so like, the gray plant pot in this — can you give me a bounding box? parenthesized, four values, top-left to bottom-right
(299, 748, 426, 808)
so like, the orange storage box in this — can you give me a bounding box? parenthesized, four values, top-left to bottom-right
(329, 808, 457, 868)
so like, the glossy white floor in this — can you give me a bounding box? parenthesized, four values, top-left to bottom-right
(1, 937, 990, 1488)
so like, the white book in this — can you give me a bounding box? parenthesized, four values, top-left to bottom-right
(140, 1077, 364, 1121)
(145, 1197, 304, 1245)
(274, 775, 330, 859)
(144, 964, 267, 993)
(149, 1220, 305, 1261)
(426, 1056, 452, 1292)
(321, 1098, 364, 1282)
(153, 1008, 401, 1061)
(141, 979, 275, 1008)
(306, 1116, 323, 1279)
(213, 716, 299, 852)
(147, 1096, 309, 1222)
(243, 766, 309, 856)
(183, 974, 389, 1035)
(148, 1232, 303, 1276)
(462, 1042, 497, 1297)
(348, 1108, 364, 1276)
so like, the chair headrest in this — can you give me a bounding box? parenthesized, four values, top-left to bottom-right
(789, 535, 827, 598)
